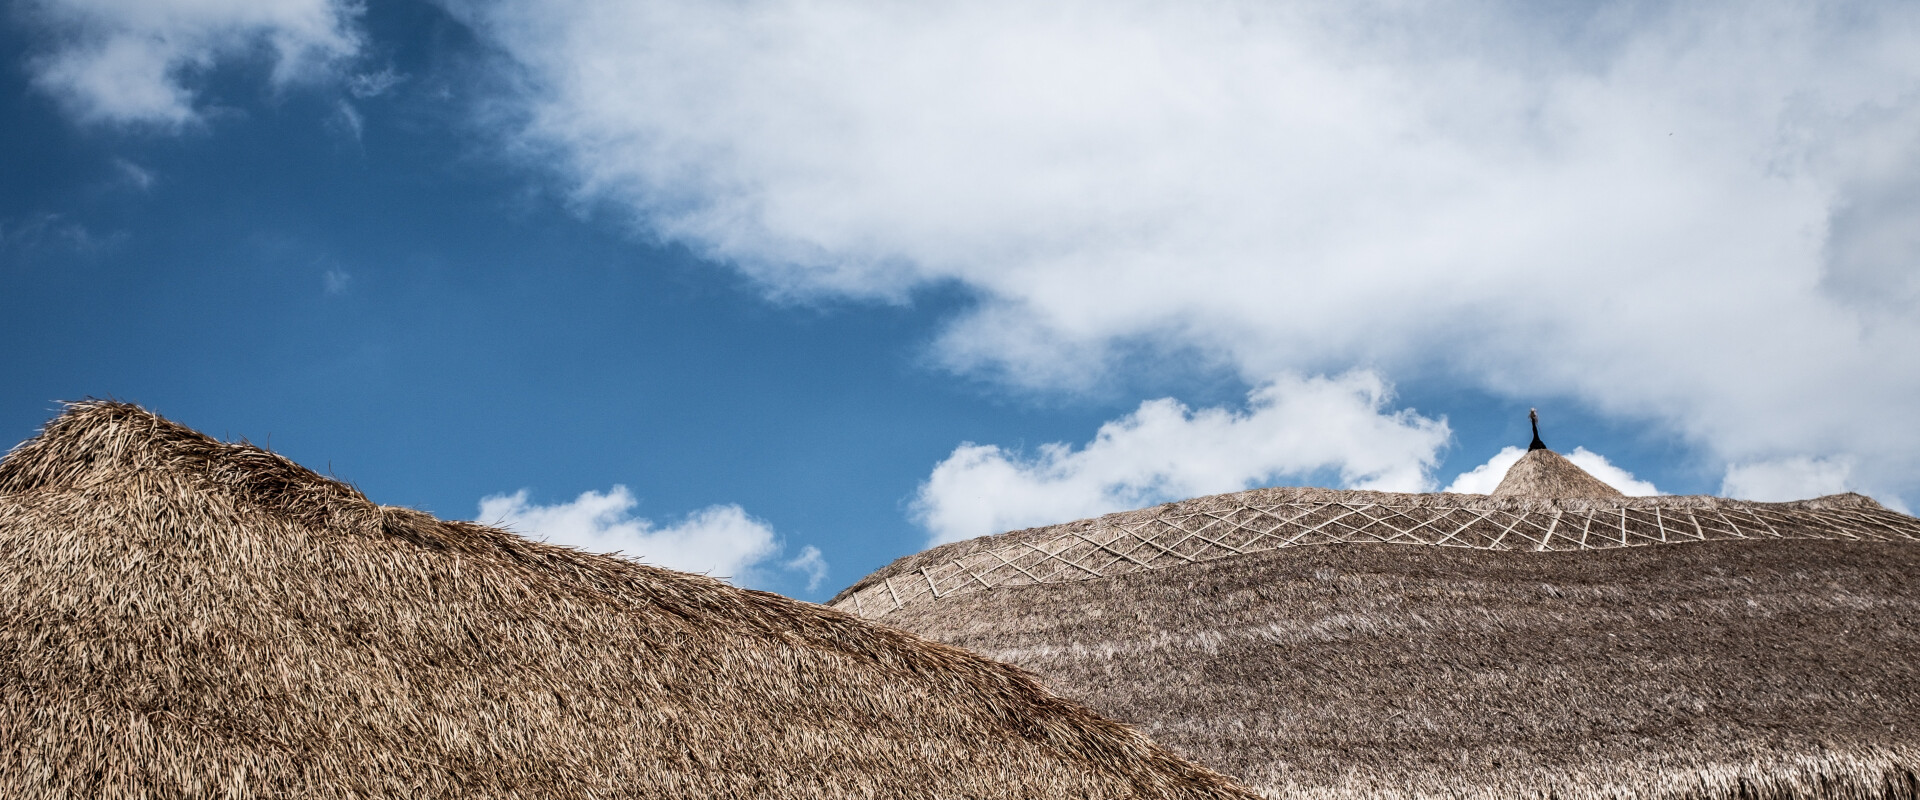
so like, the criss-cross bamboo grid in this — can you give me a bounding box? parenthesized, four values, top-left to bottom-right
(834, 500, 1920, 620)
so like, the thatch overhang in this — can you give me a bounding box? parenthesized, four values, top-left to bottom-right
(832, 460, 1920, 798)
(0, 401, 1259, 799)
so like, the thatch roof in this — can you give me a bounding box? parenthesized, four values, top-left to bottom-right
(0, 401, 1258, 799)
(832, 486, 1916, 619)
(832, 461, 1920, 798)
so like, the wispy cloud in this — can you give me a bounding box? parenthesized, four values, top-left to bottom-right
(782, 545, 829, 592)
(111, 158, 154, 191)
(477, 485, 828, 589)
(911, 372, 1448, 545)
(347, 67, 405, 99)
(451, 0, 1920, 505)
(25, 0, 364, 128)
(1, 213, 123, 262)
(332, 100, 364, 140)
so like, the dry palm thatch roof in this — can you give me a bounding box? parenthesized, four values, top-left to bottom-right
(0, 401, 1258, 800)
(831, 445, 1920, 799)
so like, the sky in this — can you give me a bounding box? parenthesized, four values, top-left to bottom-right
(3, 0, 1916, 601)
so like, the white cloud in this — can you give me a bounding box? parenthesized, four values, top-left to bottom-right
(783, 545, 829, 592)
(911, 372, 1449, 545)
(25, 0, 363, 127)
(1566, 448, 1661, 498)
(1445, 445, 1659, 496)
(1721, 457, 1854, 502)
(1444, 447, 1526, 495)
(477, 486, 828, 588)
(451, 0, 1920, 506)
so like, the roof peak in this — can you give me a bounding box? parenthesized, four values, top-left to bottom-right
(1491, 442, 1624, 500)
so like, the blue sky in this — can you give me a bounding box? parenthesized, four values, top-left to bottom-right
(4, 0, 1917, 600)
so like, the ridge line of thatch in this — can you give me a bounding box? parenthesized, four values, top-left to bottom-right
(0, 400, 1260, 798)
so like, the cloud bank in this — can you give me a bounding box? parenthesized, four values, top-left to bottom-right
(1445, 446, 1659, 496)
(912, 372, 1448, 544)
(1720, 457, 1854, 503)
(24, 0, 363, 126)
(477, 486, 826, 589)
(452, 0, 1920, 505)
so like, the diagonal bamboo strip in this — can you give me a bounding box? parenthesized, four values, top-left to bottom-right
(1487, 511, 1529, 550)
(1432, 509, 1497, 548)
(1713, 509, 1749, 539)
(1537, 511, 1564, 552)
(1067, 531, 1156, 570)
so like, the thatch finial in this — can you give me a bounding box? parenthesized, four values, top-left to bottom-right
(1528, 408, 1547, 452)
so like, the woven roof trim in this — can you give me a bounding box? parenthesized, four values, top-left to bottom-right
(831, 488, 1920, 620)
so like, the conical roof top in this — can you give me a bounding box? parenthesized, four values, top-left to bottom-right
(0, 401, 1257, 799)
(1490, 408, 1626, 499)
(1489, 448, 1626, 498)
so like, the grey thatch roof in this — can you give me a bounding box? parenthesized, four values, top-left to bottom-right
(832, 459, 1920, 798)
(0, 401, 1258, 799)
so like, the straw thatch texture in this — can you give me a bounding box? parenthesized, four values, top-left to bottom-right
(1491, 448, 1627, 499)
(0, 401, 1259, 799)
(830, 487, 1918, 621)
(874, 539, 1920, 799)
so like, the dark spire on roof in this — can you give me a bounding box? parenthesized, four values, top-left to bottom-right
(1528, 408, 1547, 452)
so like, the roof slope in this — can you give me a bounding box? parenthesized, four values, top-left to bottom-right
(876, 538, 1920, 799)
(0, 401, 1257, 799)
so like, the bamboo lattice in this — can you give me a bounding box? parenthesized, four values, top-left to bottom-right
(834, 500, 1920, 620)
